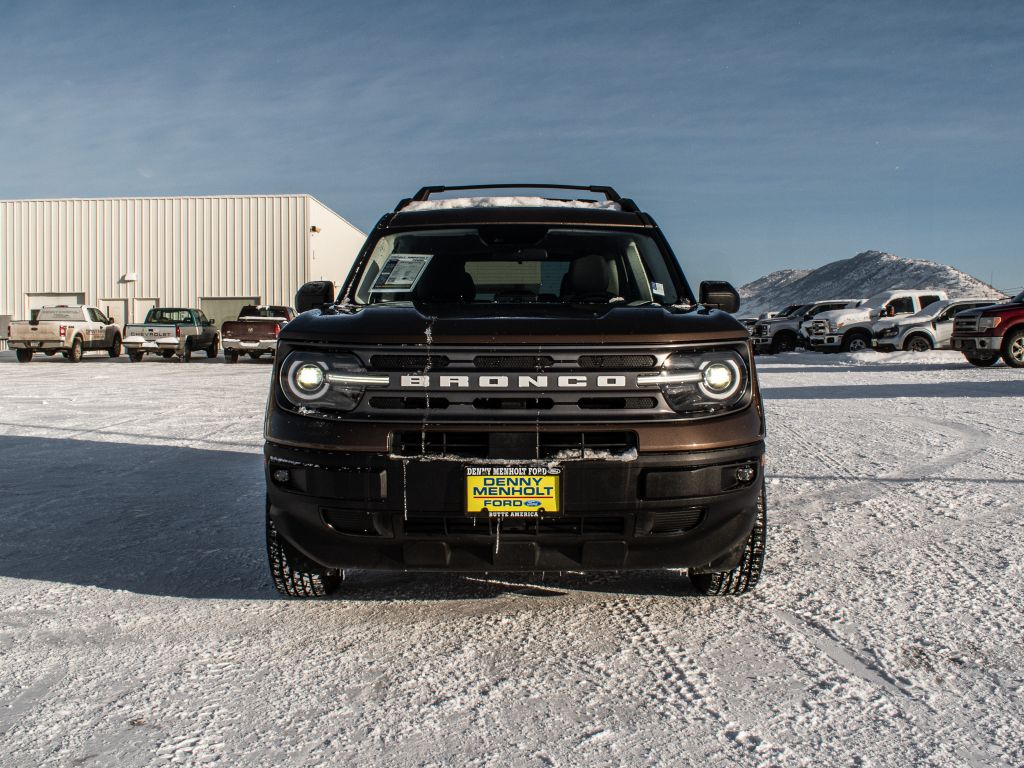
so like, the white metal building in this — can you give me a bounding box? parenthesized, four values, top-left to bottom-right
(0, 194, 365, 333)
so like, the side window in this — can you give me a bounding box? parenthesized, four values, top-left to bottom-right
(194, 311, 208, 326)
(888, 297, 915, 315)
(937, 306, 957, 322)
(88, 308, 107, 323)
(919, 295, 942, 310)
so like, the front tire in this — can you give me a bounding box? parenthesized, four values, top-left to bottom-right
(108, 335, 122, 358)
(67, 337, 83, 363)
(207, 337, 219, 358)
(841, 332, 871, 353)
(128, 350, 144, 363)
(266, 504, 340, 598)
(904, 334, 932, 353)
(15, 349, 33, 363)
(964, 353, 998, 367)
(690, 483, 766, 596)
(225, 349, 239, 364)
(248, 351, 262, 360)
(1002, 328, 1024, 368)
(770, 333, 797, 354)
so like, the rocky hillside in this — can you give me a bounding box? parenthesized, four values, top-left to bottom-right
(738, 251, 1005, 316)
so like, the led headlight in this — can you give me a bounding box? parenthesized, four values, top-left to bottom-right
(280, 351, 389, 413)
(638, 350, 750, 415)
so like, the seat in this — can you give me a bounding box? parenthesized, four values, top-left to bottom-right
(561, 254, 618, 300)
(414, 261, 476, 302)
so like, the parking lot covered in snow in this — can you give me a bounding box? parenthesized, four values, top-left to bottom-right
(0, 350, 1021, 766)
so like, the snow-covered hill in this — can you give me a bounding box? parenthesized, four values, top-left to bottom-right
(739, 251, 1005, 316)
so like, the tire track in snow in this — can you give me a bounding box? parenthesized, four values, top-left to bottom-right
(603, 598, 804, 766)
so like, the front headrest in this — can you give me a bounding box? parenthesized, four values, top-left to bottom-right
(566, 254, 612, 296)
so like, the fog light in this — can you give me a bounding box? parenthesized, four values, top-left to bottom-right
(735, 465, 756, 483)
(272, 469, 291, 484)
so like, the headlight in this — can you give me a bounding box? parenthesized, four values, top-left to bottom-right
(279, 351, 388, 413)
(638, 350, 750, 415)
(978, 317, 1001, 331)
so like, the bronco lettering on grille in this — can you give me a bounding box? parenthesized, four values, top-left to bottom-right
(398, 374, 630, 389)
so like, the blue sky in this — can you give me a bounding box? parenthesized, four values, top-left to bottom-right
(2, 0, 1022, 292)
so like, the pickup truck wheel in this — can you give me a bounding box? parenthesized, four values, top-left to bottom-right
(207, 338, 219, 358)
(841, 332, 871, 353)
(179, 339, 192, 363)
(904, 334, 932, 353)
(225, 349, 239, 364)
(67, 337, 83, 363)
(15, 349, 33, 363)
(690, 483, 766, 596)
(108, 335, 122, 358)
(770, 333, 797, 354)
(1002, 328, 1024, 368)
(161, 350, 174, 358)
(248, 351, 262, 360)
(128, 350, 144, 363)
(964, 353, 998, 367)
(266, 505, 340, 598)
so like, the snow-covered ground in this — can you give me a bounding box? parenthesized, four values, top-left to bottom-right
(1, 349, 1022, 767)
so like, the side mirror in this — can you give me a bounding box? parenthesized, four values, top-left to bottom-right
(208, 319, 215, 326)
(296, 281, 336, 314)
(699, 281, 740, 313)
(105, 318, 114, 325)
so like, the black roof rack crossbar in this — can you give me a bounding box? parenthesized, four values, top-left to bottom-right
(410, 184, 623, 202)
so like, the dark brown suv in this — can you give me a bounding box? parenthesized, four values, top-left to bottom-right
(264, 185, 766, 597)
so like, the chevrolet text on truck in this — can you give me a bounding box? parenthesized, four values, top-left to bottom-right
(263, 184, 767, 598)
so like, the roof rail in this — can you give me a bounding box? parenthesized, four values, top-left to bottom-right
(395, 184, 640, 213)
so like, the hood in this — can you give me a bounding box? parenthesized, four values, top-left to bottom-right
(813, 307, 872, 326)
(952, 299, 1020, 319)
(280, 303, 748, 346)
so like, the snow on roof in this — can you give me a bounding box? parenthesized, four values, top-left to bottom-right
(401, 196, 623, 212)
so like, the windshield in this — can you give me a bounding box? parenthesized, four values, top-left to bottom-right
(348, 227, 689, 306)
(240, 306, 289, 318)
(1014, 291, 1024, 304)
(775, 304, 801, 317)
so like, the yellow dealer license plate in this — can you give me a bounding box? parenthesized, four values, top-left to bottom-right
(466, 466, 561, 515)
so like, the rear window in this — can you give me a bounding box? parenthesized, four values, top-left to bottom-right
(239, 306, 290, 318)
(145, 309, 193, 324)
(36, 307, 84, 321)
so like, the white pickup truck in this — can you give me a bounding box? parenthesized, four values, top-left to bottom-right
(806, 290, 948, 352)
(8, 305, 122, 363)
(750, 299, 862, 354)
(871, 298, 998, 352)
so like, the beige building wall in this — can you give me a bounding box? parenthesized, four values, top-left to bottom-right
(0, 194, 365, 323)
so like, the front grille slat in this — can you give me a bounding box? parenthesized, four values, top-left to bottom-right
(394, 431, 636, 459)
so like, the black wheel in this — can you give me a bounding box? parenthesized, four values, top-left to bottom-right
(15, 348, 33, 363)
(266, 503, 340, 598)
(128, 350, 144, 363)
(248, 351, 262, 360)
(841, 332, 871, 353)
(904, 334, 932, 353)
(1002, 328, 1024, 368)
(67, 337, 83, 363)
(770, 333, 797, 354)
(161, 350, 174, 358)
(108, 335, 122, 358)
(964, 353, 998, 367)
(225, 349, 239, 364)
(690, 483, 766, 596)
(179, 339, 192, 363)
(207, 337, 219, 358)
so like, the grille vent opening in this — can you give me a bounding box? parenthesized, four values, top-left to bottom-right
(370, 396, 450, 410)
(472, 397, 555, 410)
(394, 431, 637, 458)
(577, 354, 657, 370)
(473, 355, 555, 370)
(369, 354, 450, 371)
(650, 508, 704, 534)
(578, 396, 658, 410)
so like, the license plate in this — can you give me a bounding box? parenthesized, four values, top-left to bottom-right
(466, 466, 561, 515)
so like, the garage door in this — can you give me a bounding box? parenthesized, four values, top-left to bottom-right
(200, 297, 260, 330)
(25, 293, 85, 320)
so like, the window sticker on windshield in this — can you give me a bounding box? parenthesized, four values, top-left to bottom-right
(370, 254, 433, 293)
(651, 282, 665, 296)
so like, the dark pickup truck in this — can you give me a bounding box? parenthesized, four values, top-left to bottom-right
(221, 305, 295, 363)
(264, 184, 766, 599)
(951, 290, 1024, 367)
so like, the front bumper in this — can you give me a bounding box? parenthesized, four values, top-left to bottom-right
(872, 339, 898, 352)
(951, 335, 1002, 353)
(265, 440, 765, 573)
(807, 334, 840, 349)
(223, 338, 277, 352)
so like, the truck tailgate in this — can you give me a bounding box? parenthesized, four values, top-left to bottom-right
(222, 320, 280, 340)
(8, 322, 66, 343)
(125, 324, 178, 340)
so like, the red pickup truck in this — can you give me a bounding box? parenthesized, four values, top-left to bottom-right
(950, 290, 1024, 367)
(220, 305, 295, 363)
